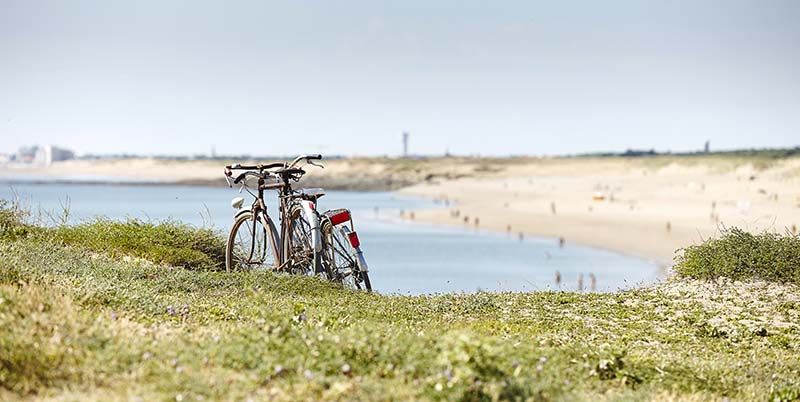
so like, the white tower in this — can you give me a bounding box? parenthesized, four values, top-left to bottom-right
(402, 132, 409, 158)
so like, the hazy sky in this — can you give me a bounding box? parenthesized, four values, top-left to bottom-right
(1, 1, 799, 156)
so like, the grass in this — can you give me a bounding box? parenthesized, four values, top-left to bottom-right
(2, 203, 800, 401)
(49, 219, 226, 270)
(675, 228, 800, 285)
(0, 199, 225, 270)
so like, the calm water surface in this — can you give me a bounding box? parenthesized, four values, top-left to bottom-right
(1, 183, 660, 294)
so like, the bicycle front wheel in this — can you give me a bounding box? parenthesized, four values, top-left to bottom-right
(226, 211, 280, 272)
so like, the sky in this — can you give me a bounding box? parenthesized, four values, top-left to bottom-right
(1, 0, 799, 157)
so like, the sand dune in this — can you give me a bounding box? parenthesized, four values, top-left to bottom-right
(0, 157, 444, 190)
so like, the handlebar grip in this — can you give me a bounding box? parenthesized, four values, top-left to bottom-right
(279, 168, 306, 175)
(308, 154, 322, 160)
(233, 172, 247, 184)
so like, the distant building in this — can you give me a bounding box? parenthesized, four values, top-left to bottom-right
(704, 140, 710, 153)
(20, 145, 75, 166)
(17, 146, 38, 163)
(52, 146, 75, 162)
(402, 132, 409, 158)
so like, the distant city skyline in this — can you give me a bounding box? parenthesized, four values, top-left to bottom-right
(2, 1, 799, 157)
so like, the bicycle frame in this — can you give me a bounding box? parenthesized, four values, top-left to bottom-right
(236, 173, 321, 271)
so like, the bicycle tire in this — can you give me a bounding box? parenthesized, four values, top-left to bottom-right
(225, 211, 280, 272)
(321, 219, 371, 291)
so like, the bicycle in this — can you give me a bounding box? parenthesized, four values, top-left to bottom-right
(223, 154, 372, 291)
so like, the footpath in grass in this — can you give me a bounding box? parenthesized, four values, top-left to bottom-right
(1, 203, 799, 401)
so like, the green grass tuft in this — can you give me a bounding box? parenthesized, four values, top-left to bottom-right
(1, 198, 225, 270)
(48, 219, 226, 270)
(674, 228, 800, 285)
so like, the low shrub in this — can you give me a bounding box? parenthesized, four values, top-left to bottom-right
(674, 228, 800, 284)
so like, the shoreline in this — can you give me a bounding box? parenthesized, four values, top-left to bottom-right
(397, 182, 685, 267)
(401, 200, 670, 271)
(1, 176, 668, 273)
(3, 155, 799, 267)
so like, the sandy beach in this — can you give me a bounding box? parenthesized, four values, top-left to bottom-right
(3, 155, 799, 265)
(400, 157, 800, 266)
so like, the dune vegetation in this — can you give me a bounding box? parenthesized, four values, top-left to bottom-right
(1, 201, 799, 401)
(674, 227, 800, 285)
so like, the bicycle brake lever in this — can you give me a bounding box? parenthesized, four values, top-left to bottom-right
(308, 160, 325, 169)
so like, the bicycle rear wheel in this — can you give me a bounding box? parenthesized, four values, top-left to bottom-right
(321, 219, 371, 291)
(226, 211, 279, 272)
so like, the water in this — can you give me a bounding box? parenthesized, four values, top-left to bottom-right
(1, 182, 660, 294)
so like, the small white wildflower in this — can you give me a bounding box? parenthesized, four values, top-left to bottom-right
(443, 368, 453, 380)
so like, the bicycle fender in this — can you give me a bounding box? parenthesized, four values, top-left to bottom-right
(299, 200, 322, 253)
(338, 226, 368, 273)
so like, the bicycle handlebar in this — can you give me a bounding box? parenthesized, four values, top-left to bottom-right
(225, 154, 321, 173)
(289, 154, 322, 168)
(231, 168, 306, 185)
(233, 171, 262, 184)
(226, 162, 285, 171)
(225, 154, 323, 186)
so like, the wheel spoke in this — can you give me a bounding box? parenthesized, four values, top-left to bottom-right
(228, 214, 277, 271)
(285, 208, 316, 276)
